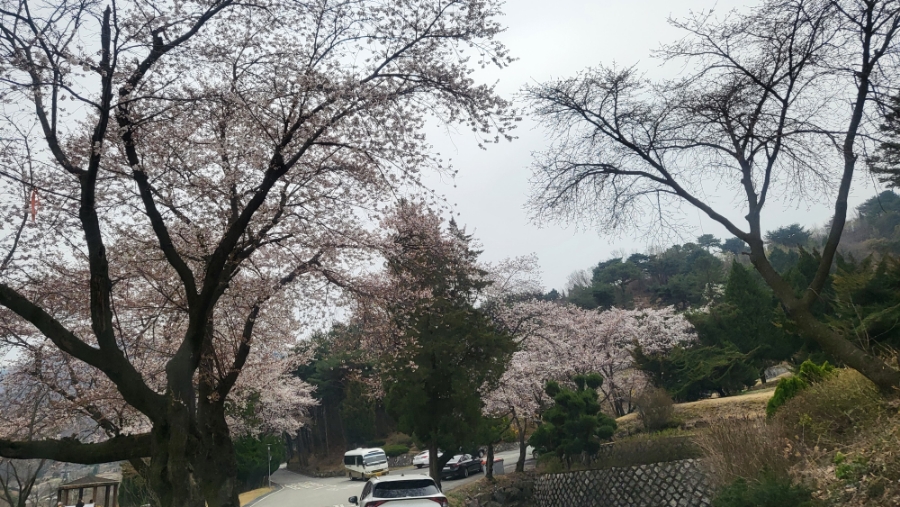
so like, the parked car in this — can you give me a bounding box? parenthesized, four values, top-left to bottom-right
(440, 454, 483, 480)
(412, 450, 443, 469)
(348, 474, 448, 507)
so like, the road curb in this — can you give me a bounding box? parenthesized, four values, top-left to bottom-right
(242, 484, 283, 507)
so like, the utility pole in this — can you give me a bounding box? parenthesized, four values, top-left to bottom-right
(267, 443, 272, 489)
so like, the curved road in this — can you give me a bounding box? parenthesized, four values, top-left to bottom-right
(255, 447, 535, 507)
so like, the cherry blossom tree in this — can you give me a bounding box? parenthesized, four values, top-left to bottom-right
(0, 1, 513, 506)
(481, 254, 544, 302)
(486, 300, 695, 469)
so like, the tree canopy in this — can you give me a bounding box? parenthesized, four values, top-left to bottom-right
(0, 0, 514, 505)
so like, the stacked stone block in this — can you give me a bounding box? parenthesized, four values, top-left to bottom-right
(533, 459, 712, 507)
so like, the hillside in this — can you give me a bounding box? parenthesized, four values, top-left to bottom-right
(612, 369, 900, 506)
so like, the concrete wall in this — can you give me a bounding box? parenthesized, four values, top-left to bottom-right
(533, 459, 712, 507)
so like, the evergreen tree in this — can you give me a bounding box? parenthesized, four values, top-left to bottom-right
(830, 255, 900, 354)
(633, 344, 758, 401)
(528, 374, 617, 468)
(592, 259, 642, 308)
(375, 207, 516, 486)
(720, 237, 747, 255)
(635, 262, 805, 400)
(697, 234, 722, 252)
(765, 224, 812, 248)
(707, 263, 802, 363)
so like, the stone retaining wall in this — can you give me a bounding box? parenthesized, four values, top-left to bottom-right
(534, 459, 712, 507)
(389, 454, 414, 468)
(461, 472, 538, 507)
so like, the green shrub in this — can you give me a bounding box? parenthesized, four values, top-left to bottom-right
(774, 368, 883, 447)
(382, 444, 410, 457)
(766, 360, 835, 418)
(797, 360, 833, 384)
(535, 454, 564, 473)
(835, 457, 868, 482)
(766, 376, 808, 418)
(635, 386, 676, 432)
(385, 433, 414, 446)
(712, 473, 816, 507)
(234, 434, 286, 491)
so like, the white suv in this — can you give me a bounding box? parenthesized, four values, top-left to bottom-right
(348, 474, 449, 507)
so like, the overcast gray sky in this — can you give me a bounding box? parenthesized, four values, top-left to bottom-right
(422, 0, 886, 292)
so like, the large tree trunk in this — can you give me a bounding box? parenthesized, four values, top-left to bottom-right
(428, 440, 454, 490)
(484, 443, 494, 481)
(789, 307, 900, 391)
(146, 399, 239, 507)
(515, 419, 527, 473)
(196, 399, 239, 507)
(428, 440, 441, 489)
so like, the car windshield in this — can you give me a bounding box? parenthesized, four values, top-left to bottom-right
(364, 453, 386, 465)
(373, 480, 440, 498)
(344, 456, 357, 466)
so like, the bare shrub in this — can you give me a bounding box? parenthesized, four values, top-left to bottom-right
(696, 417, 792, 488)
(775, 368, 883, 448)
(594, 435, 701, 469)
(635, 387, 675, 432)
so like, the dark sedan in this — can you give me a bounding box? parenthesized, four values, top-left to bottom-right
(440, 454, 483, 480)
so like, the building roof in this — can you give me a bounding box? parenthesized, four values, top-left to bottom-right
(59, 475, 119, 490)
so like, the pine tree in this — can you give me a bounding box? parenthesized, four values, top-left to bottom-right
(528, 374, 617, 469)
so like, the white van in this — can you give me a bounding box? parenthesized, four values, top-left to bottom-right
(344, 448, 389, 480)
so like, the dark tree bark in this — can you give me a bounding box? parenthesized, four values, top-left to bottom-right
(429, 440, 455, 490)
(485, 443, 495, 480)
(515, 419, 527, 473)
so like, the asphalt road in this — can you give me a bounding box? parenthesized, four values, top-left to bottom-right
(257, 447, 535, 507)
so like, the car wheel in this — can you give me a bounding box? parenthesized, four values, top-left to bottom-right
(416, 464, 423, 469)
(463, 467, 469, 479)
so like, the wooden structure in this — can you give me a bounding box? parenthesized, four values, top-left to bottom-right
(57, 475, 119, 507)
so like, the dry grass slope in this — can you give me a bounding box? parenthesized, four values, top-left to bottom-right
(616, 387, 776, 436)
